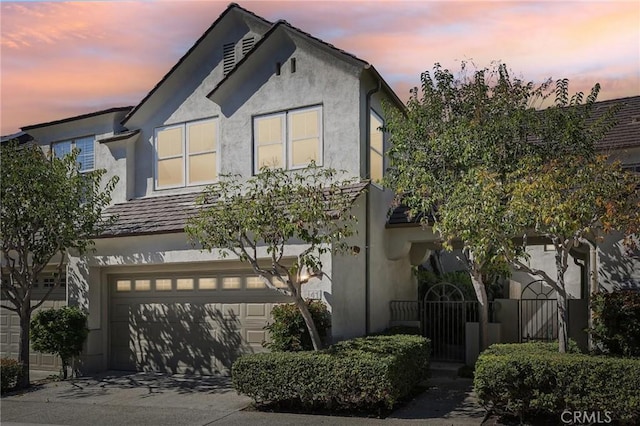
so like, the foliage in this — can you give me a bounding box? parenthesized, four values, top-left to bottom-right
(383, 61, 549, 349)
(591, 290, 640, 357)
(415, 268, 504, 301)
(0, 141, 117, 387)
(264, 300, 331, 352)
(475, 343, 640, 423)
(186, 163, 361, 350)
(31, 307, 89, 379)
(233, 334, 430, 412)
(1, 358, 23, 393)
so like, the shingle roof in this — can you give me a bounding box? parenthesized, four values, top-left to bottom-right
(21, 107, 133, 131)
(593, 95, 640, 150)
(101, 181, 368, 238)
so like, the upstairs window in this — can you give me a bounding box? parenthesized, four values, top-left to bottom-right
(370, 110, 384, 184)
(52, 136, 95, 172)
(155, 118, 218, 189)
(254, 106, 322, 173)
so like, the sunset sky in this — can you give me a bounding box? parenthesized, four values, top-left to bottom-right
(1, 0, 639, 136)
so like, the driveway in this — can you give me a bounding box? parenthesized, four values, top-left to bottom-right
(1, 371, 485, 425)
(1, 371, 250, 426)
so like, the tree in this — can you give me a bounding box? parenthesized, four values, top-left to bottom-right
(510, 153, 639, 352)
(0, 141, 117, 388)
(384, 62, 548, 350)
(186, 164, 361, 350)
(31, 306, 89, 379)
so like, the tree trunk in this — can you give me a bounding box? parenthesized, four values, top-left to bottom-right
(556, 255, 569, 353)
(469, 269, 489, 351)
(294, 295, 323, 351)
(18, 305, 31, 389)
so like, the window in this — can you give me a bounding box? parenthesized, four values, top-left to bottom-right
(254, 106, 322, 172)
(622, 163, 640, 174)
(370, 110, 384, 184)
(52, 136, 95, 172)
(155, 118, 218, 189)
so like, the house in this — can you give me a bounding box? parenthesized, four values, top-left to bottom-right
(1, 3, 637, 373)
(1, 3, 421, 374)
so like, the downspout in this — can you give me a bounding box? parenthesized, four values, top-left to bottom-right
(364, 77, 381, 335)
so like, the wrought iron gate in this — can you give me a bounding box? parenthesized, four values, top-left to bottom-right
(520, 280, 558, 342)
(422, 282, 477, 362)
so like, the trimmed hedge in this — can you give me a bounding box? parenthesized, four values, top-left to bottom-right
(1, 358, 22, 393)
(475, 343, 640, 424)
(233, 334, 430, 411)
(263, 300, 331, 352)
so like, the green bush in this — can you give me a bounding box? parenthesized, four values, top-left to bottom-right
(475, 343, 640, 423)
(591, 290, 640, 357)
(31, 306, 89, 379)
(1, 358, 23, 393)
(233, 334, 430, 411)
(263, 300, 331, 351)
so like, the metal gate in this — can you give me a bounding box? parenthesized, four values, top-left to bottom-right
(422, 282, 477, 362)
(520, 280, 558, 342)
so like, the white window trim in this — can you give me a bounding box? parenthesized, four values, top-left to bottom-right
(253, 112, 286, 173)
(287, 106, 323, 170)
(51, 135, 95, 173)
(154, 117, 219, 190)
(253, 105, 323, 174)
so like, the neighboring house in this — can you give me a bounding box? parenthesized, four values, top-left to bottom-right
(1, 4, 419, 374)
(2, 4, 637, 372)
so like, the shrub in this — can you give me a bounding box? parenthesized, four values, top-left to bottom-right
(591, 290, 640, 357)
(475, 343, 640, 424)
(233, 334, 430, 411)
(31, 306, 89, 379)
(1, 358, 23, 393)
(264, 300, 331, 351)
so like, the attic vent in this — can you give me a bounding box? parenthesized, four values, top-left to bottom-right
(223, 42, 235, 75)
(241, 36, 255, 56)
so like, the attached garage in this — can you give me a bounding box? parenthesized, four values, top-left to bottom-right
(0, 282, 66, 371)
(109, 269, 290, 374)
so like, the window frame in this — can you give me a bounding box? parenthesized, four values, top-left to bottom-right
(154, 117, 219, 190)
(253, 105, 323, 174)
(369, 109, 385, 186)
(51, 135, 95, 173)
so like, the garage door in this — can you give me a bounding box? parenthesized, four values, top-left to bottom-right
(0, 278, 66, 371)
(109, 271, 290, 374)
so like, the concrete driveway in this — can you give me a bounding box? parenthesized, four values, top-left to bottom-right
(1, 371, 251, 426)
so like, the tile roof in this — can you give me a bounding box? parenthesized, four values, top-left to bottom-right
(100, 181, 368, 238)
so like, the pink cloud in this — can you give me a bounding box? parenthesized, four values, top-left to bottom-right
(1, 1, 638, 135)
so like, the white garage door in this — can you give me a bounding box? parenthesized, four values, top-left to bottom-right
(109, 270, 290, 374)
(0, 280, 66, 371)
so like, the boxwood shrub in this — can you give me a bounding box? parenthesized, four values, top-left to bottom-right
(1, 358, 23, 393)
(232, 334, 430, 411)
(475, 343, 640, 424)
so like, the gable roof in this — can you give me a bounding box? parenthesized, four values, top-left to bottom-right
(100, 181, 368, 238)
(120, 3, 271, 126)
(207, 18, 404, 110)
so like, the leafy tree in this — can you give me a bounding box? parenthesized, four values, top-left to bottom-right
(31, 307, 89, 379)
(510, 152, 639, 352)
(186, 164, 361, 350)
(384, 62, 548, 350)
(0, 141, 117, 388)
